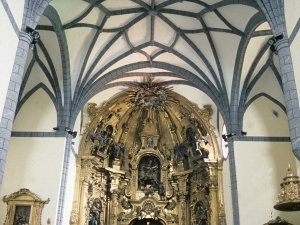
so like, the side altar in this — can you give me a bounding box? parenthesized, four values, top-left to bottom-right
(70, 80, 225, 225)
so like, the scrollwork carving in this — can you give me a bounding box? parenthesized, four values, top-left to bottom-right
(166, 199, 177, 210)
(117, 212, 125, 221)
(171, 213, 179, 223)
(121, 197, 132, 210)
(128, 142, 139, 159)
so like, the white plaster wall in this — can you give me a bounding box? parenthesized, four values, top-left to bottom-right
(234, 141, 300, 225)
(0, 137, 66, 224)
(222, 158, 233, 225)
(13, 89, 57, 132)
(243, 97, 289, 137)
(247, 66, 285, 106)
(0, 4, 19, 120)
(285, 1, 300, 110)
(6, 0, 25, 29)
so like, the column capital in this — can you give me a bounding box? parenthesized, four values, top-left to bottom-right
(274, 38, 290, 52)
(19, 31, 32, 44)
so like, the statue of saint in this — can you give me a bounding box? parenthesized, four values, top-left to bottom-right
(89, 201, 102, 225)
(147, 137, 153, 148)
(138, 157, 160, 188)
(195, 206, 207, 225)
(157, 182, 165, 200)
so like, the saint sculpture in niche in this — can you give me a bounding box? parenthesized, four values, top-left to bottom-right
(89, 199, 102, 225)
(108, 141, 124, 163)
(138, 156, 160, 188)
(173, 143, 190, 170)
(194, 203, 207, 225)
(146, 137, 153, 148)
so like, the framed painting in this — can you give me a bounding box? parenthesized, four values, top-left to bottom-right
(13, 205, 31, 225)
(3, 188, 49, 225)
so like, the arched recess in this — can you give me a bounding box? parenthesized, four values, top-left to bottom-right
(243, 96, 289, 137)
(129, 218, 166, 225)
(70, 81, 225, 225)
(13, 88, 57, 132)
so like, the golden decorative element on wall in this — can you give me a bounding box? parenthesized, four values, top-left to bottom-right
(263, 216, 293, 225)
(71, 79, 225, 224)
(2, 188, 49, 225)
(274, 164, 300, 211)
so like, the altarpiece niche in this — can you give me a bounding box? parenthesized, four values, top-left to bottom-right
(70, 79, 226, 225)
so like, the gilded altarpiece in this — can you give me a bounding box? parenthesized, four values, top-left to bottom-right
(70, 80, 225, 225)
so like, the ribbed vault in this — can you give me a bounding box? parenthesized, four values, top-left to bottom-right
(17, 0, 285, 138)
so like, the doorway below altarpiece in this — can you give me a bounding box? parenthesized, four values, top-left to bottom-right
(129, 218, 165, 225)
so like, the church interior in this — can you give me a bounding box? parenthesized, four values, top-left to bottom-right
(0, 0, 300, 224)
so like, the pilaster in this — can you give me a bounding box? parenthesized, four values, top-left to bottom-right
(173, 169, 192, 225)
(106, 168, 125, 225)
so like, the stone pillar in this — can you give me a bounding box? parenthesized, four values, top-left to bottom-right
(56, 136, 72, 225)
(227, 139, 239, 225)
(274, 39, 300, 160)
(0, 31, 32, 189)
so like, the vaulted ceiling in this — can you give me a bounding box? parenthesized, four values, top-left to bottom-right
(18, 0, 285, 134)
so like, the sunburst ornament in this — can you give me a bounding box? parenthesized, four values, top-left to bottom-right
(127, 77, 174, 109)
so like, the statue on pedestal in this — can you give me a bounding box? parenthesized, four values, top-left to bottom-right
(89, 200, 102, 225)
